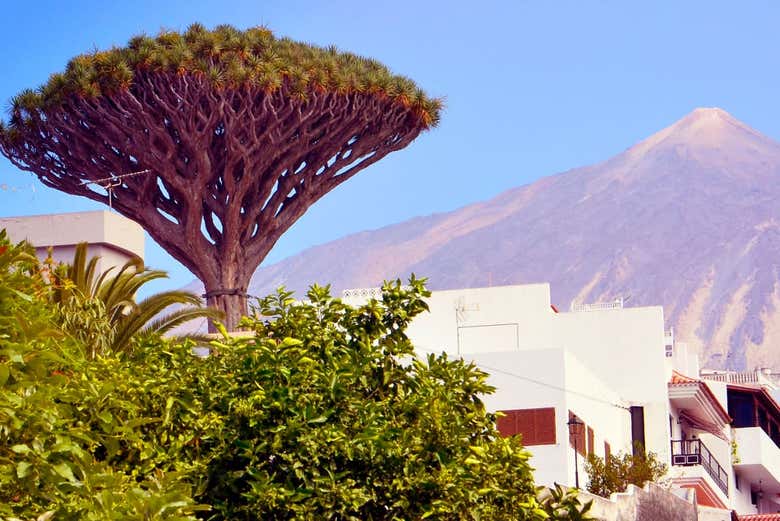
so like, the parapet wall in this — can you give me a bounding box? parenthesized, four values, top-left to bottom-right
(579, 483, 725, 521)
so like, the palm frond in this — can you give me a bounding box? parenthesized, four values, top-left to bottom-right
(111, 291, 218, 353)
(141, 306, 223, 337)
(54, 248, 221, 357)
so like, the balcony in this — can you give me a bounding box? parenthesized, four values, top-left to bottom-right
(700, 369, 777, 389)
(733, 427, 780, 496)
(671, 439, 728, 495)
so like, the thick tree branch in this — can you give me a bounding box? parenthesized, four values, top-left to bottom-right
(1, 72, 430, 330)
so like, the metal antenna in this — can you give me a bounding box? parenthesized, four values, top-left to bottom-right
(104, 179, 122, 210)
(80, 169, 152, 211)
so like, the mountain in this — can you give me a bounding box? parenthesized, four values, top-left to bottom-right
(239, 107, 780, 370)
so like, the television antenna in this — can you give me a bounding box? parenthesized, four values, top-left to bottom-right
(80, 168, 152, 210)
(455, 297, 480, 323)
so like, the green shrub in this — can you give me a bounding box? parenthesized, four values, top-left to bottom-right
(584, 446, 667, 498)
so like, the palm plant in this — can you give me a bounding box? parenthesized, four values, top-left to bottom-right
(50, 243, 222, 356)
(538, 483, 594, 520)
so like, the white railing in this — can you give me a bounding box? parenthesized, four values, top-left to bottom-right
(341, 286, 411, 300)
(342, 287, 384, 299)
(570, 298, 624, 312)
(701, 372, 759, 385)
(700, 370, 777, 389)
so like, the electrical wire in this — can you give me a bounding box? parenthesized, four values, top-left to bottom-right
(415, 346, 631, 411)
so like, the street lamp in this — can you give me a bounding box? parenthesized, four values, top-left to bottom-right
(567, 416, 585, 488)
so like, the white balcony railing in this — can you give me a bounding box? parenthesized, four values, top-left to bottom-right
(700, 370, 776, 389)
(342, 286, 411, 300)
(570, 298, 624, 312)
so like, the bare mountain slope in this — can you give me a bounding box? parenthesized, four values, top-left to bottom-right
(242, 108, 780, 370)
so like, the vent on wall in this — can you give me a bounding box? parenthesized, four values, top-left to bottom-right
(672, 454, 701, 466)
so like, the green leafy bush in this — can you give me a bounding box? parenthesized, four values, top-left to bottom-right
(584, 446, 667, 498)
(194, 281, 546, 520)
(0, 232, 591, 520)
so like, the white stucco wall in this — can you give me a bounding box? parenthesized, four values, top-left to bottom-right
(0, 211, 145, 271)
(704, 380, 729, 415)
(402, 283, 555, 354)
(466, 348, 568, 486)
(731, 474, 757, 515)
(552, 306, 670, 464)
(562, 350, 634, 488)
(697, 505, 735, 521)
(445, 347, 632, 489)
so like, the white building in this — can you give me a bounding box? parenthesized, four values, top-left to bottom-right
(0, 210, 145, 269)
(344, 283, 780, 519)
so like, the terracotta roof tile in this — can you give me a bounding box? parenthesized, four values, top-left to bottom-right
(740, 514, 780, 520)
(668, 371, 731, 425)
(670, 370, 699, 384)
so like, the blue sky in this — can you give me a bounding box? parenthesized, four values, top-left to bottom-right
(2, 0, 780, 294)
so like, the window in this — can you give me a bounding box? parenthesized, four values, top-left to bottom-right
(497, 408, 556, 446)
(729, 393, 755, 428)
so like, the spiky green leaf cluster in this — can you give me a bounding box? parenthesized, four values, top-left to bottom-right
(4, 23, 442, 130)
(47, 243, 222, 357)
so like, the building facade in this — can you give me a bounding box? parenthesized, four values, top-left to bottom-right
(0, 210, 145, 269)
(344, 283, 780, 518)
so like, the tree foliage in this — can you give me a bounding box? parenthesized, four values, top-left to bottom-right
(196, 280, 543, 520)
(1, 24, 441, 129)
(0, 232, 591, 520)
(584, 447, 668, 498)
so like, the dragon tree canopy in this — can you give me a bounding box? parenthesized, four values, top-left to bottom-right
(0, 23, 442, 330)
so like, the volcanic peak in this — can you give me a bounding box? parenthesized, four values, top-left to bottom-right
(625, 107, 774, 163)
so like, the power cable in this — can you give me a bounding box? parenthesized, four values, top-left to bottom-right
(415, 346, 631, 411)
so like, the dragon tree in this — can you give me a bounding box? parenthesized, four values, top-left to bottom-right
(0, 24, 441, 331)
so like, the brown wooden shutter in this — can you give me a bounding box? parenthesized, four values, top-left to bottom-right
(497, 410, 518, 437)
(534, 408, 556, 445)
(587, 426, 594, 455)
(604, 441, 611, 460)
(497, 408, 556, 446)
(516, 409, 536, 444)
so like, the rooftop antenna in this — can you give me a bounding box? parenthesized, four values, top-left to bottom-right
(455, 297, 480, 323)
(80, 169, 152, 211)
